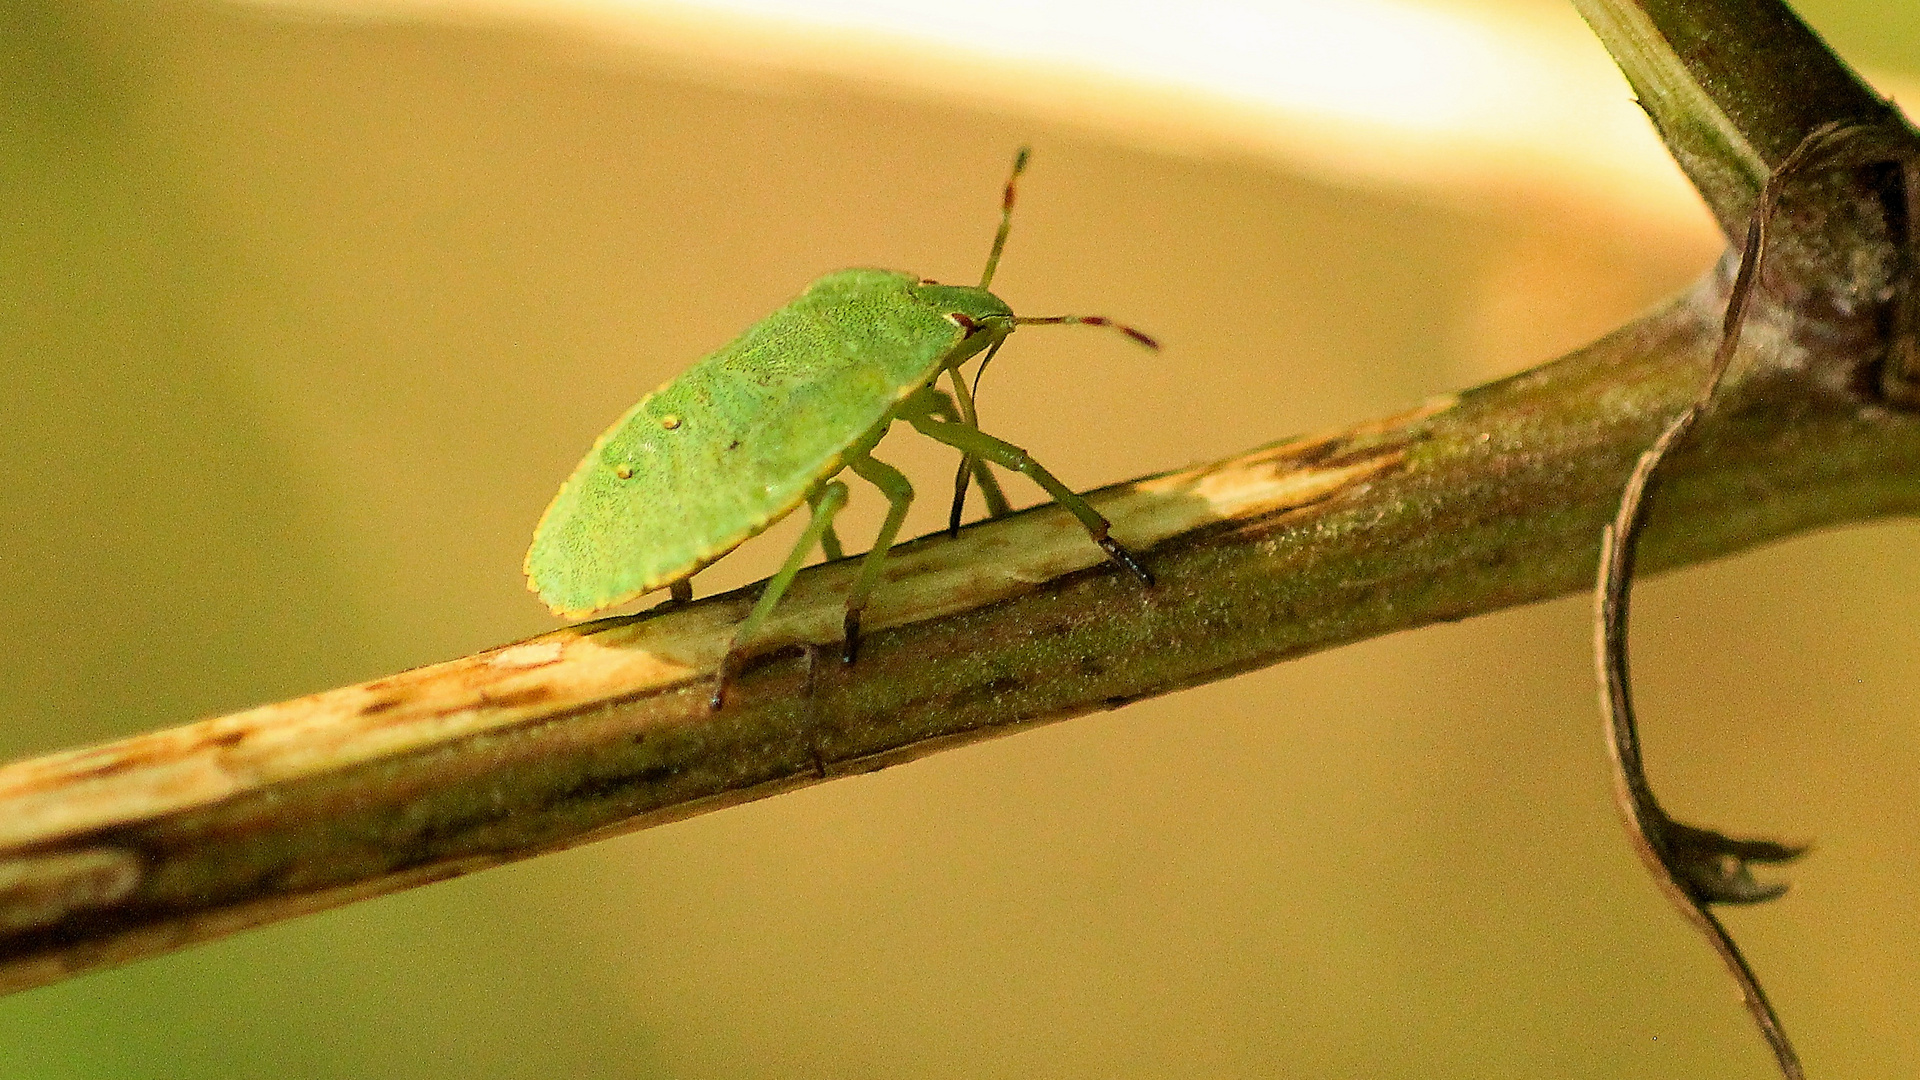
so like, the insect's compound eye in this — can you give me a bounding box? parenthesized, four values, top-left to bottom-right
(947, 312, 980, 335)
(614, 463, 634, 480)
(659, 414, 682, 431)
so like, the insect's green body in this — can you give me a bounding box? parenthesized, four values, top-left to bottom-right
(527, 269, 1013, 617)
(526, 149, 1153, 707)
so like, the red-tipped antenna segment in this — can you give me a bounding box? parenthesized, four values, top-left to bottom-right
(978, 146, 1031, 290)
(1013, 314, 1161, 350)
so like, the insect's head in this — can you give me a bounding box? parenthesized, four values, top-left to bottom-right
(914, 282, 1016, 342)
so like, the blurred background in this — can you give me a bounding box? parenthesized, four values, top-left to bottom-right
(3, 0, 1917, 1075)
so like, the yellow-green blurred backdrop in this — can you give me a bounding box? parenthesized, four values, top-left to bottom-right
(3, 0, 1917, 1075)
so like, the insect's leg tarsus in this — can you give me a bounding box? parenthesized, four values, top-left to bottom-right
(711, 650, 742, 712)
(948, 457, 1020, 536)
(948, 459, 970, 537)
(669, 579, 693, 605)
(710, 480, 851, 711)
(842, 454, 915, 664)
(909, 416, 1153, 587)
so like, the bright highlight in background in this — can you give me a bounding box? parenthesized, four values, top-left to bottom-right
(245, 0, 1715, 226)
(693, 0, 1508, 132)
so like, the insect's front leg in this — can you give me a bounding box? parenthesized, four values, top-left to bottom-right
(906, 411, 1154, 587)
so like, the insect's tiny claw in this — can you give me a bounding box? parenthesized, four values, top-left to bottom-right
(670, 579, 693, 605)
(1097, 536, 1155, 587)
(842, 609, 864, 665)
(710, 651, 741, 711)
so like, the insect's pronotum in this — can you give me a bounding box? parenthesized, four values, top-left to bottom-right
(525, 148, 1158, 708)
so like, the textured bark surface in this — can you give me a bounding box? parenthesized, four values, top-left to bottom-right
(4, 262, 1919, 993)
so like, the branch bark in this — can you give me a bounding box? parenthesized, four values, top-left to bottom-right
(4, 0, 1918, 1008)
(2, 262, 1918, 992)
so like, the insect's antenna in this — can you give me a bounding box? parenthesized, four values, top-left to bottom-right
(978, 146, 1031, 289)
(1014, 315, 1161, 351)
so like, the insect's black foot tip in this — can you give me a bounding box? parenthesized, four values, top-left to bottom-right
(710, 652, 742, 711)
(842, 610, 864, 665)
(1098, 537, 1155, 588)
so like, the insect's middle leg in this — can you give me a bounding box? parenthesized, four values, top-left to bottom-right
(906, 414, 1154, 587)
(841, 453, 914, 664)
(711, 479, 851, 710)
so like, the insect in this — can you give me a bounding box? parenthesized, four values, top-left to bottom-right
(525, 148, 1158, 708)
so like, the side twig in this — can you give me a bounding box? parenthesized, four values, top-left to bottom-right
(1596, 118, 1920, 1080)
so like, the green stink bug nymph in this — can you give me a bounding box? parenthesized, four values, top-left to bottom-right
(526, 148, 1157, 708)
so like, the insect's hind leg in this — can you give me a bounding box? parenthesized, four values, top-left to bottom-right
(711, 480, 851, 710)
(907, 414, 1154, 587)
(842, 454, 914, 664)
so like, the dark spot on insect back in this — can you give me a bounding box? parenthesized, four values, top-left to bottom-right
(727, 440, 741, 451)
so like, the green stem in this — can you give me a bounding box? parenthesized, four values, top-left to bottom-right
(1573, 0, 1897, 237)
